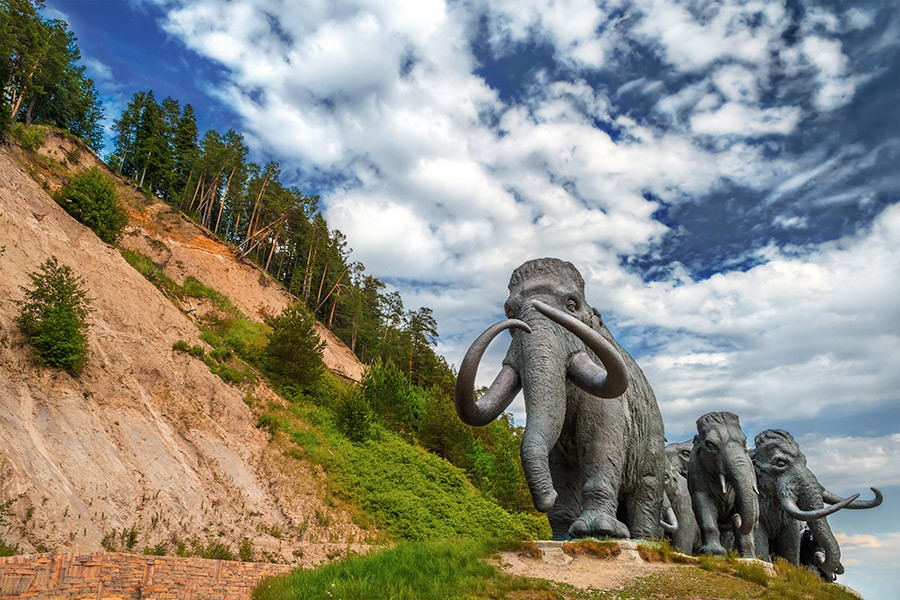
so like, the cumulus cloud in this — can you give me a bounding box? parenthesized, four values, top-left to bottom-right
(799, 433, 900, 491)
(635, 204, 900, 436)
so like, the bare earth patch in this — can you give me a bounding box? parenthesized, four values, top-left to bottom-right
(494, 541, 676, 591)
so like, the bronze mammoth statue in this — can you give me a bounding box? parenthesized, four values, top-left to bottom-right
(688, 412, 758, 557)
(752, 429, 883, 581)
(455, 258, 667, 540)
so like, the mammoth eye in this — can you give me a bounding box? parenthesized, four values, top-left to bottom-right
(704, 440, 716, 451)
(773, 458, 788, 468)
(566, 299, 577, 312)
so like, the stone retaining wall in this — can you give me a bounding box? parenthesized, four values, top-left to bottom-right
(0, 552, 293, 599)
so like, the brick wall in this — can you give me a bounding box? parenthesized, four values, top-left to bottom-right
(0, 552, 293, 599)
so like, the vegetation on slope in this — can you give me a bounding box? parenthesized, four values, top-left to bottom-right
(54, 166, 127, 243)
(3, 0, 544, 561)
(15, 256, 92, 376)
(121, 245, 546, 547)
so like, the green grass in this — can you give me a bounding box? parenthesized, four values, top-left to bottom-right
(253, 540, 579, 600)
(122, 250, 267, 385)
(259, 401, 549, 543)
(121, 249, 183, 300)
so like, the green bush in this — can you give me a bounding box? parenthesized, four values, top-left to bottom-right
(55, 167, 127, 243)
(362, 360, 425, 436)
(263, 303, 325, 389)
(16, 257, 92, 376)
(335, 388, 375, 443)
(10, 123, 47, 152)
(0, 495, 19, 557)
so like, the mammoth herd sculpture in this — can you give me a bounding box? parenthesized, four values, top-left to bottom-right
(455, 258, 883, 582)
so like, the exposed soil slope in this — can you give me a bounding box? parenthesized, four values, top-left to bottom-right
(0, 134, 367, 564)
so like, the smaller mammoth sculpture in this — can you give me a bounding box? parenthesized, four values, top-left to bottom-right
(664, 440, 700, 554)
(752, 429, 883, 581)
(455, 258, 667, 540)
(688, 412, 758, 558)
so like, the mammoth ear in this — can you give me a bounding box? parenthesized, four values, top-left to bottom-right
(591, 307, 604, 328)
(692, 435, 699, 444)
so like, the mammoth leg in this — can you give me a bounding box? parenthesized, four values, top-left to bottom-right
(778, 520, 803, 565)
(547, 443, 581, 540)
(628, 472, 665, 539)
(569, 397, 629, 539)
(754, 524, 772, 562)
(736, 527, 756, 559)
(694, 491, 726, 555)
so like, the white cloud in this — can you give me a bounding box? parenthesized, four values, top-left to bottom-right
(800, 433, 900, 491)
(800, 35, 856, 111)
(636, 204, 900, 437)
(691, 102, 801, 136)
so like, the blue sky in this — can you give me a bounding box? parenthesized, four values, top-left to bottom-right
(45, 1, 898, 596)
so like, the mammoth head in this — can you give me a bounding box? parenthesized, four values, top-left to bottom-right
(666, 440, 693, 478)
(753, 429, 881, 519)
(454, 258, 629, 428)
(504, 258, 598, 328)
(753, 429, 882, 579)
(693, 411, 758, 535)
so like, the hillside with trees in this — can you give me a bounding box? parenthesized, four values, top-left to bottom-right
(0, 0, 543, 566)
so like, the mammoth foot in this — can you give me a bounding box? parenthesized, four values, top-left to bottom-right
(568, 511, 630, 539)
(700, 542, 727, 556)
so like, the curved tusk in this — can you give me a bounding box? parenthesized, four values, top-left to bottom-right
(780, 494, 859, 522)
(531, 300, 629, 398)
(823, 487, 883, 510)
(661, 516, 678, 533)
(720, 473, 728, 495)
(454, 319, 529, 426)
(661, 501, 679, 533)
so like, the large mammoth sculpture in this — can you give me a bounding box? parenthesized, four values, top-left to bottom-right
(688, 412, 758, 557)
(664, 441, 701, 554)
(752, 429, 883, 581)
(455, 258, 667, 540)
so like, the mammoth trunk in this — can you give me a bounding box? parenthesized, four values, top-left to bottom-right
(723, 449, 758, 536)
(806, 516, 841, 576)
(518, 321, 568, 513)
(791, 476, 842, 576)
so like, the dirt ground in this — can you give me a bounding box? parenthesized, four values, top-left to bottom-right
(493, 541, 677, 591)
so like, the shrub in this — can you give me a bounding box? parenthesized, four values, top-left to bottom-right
(362, 360, 425, 435)
(55, 167, 127, 243)
(335, 388, 375, 443)
(16, 257, 92, 376)
(0, 495, 20, 557)
(239, 538, 254, 562)
(11, 123, 47, 152)
(263, 303, 325, 389)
